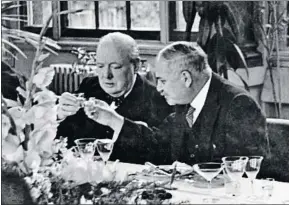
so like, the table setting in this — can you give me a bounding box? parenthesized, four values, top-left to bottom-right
(15, 134, 287, 205)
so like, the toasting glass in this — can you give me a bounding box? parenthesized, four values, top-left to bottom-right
(222, 156, 248, 181)
(245, 156, 264, 198)
(74, 138, 97, 162)
(193, 162, 224, 203)
(95, 139, 114, 165)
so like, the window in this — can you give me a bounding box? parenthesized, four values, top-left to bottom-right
(169, 1, 200, 41)
(60, 1, 160, 40)
(20, 1, 200, 43)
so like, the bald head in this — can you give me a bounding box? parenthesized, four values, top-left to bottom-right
(156, 41, 209, 74)
(97, 32, 140, 66)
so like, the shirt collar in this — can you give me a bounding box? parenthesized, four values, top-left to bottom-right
(190, 70, 212, 121)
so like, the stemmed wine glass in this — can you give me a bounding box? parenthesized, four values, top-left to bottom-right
(193, 162, 224, 203)
(245, 156, 264, 199)
(74, 138, 97, 162)
(222, 156, 248, 198)
(95, 139, 114, 165)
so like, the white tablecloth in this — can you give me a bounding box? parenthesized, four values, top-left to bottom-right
(114, 162, 289, 204)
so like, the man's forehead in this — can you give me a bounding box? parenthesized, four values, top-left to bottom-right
(97, 42, 127, 63)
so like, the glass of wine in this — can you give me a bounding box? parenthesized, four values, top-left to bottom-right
(193, 162, 224, 203)
(95, 139, 114, 165)
(222, 156, 248, 197)
(245, 156, 264, 198)
(74, 138, 97, 162)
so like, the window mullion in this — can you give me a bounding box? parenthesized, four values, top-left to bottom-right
(52, 1, 60, 40)
(160, 1, 169, 44)
(126, 1, 131, 30)
(94, 1, 99, 28)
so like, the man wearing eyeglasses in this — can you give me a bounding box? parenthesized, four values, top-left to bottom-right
(57, 32, 172, 163)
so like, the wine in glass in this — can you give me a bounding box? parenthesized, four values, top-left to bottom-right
(193, 162, 224, 203)
(95, 139, 114, 165)
(245, 156, 264, 198)
(74, 138, 97, 161)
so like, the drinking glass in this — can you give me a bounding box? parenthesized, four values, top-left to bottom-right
(95, 139, 114, 165)
(261, 178, 274, 200)
(74, 138, 97, 161)
(73, 93, 86, 108)
(222, 156, 248, 180)
(245, 156, 264, 198)
(222, 156, 248, 198)
(193, 162, 224, 203)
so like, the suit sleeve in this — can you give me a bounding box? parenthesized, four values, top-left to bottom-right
(115, 115, 173, 164)
(224, 94, 271, 178)
(147, 89, 173, 127)
(224, 94, 269, 155)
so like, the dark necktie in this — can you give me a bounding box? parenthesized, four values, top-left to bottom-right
(106, 95, 125, 107)
(186, 106, 196, 128)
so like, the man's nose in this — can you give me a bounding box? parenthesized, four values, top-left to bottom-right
(102, 66, 113, 79)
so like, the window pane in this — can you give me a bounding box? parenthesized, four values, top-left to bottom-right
(175, 1, 200, 32)
(27, 1, 52, 27)
(67, 1, 96, 29)
(130, 1, 160, 30)
(99, 1, 126, 29)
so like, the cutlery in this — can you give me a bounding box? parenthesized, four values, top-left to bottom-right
(170, 163, 177, 186)
(144, 162, 171, 176)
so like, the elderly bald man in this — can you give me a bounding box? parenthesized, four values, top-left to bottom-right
(57, 32, 172, 163)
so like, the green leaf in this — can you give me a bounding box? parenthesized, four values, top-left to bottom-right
(16, 86, 27, 99)
(1, 38, 27, 59)
(2, 4, 22, 13)
(2, 47, 18, 60)
(33, 67, 55, 88)
(227, 67, 250, 91)
(3, 97, 19, 107)
(57, 9, 84, 16)
(2, 17, 27, 22)
(38, 52, 50, 62)
(232, 43, 248, 77)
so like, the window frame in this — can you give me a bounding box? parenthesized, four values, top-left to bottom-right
(19, 1, 53, 37)
(19, 1, 199, 44)
(168, 1, 198, 42)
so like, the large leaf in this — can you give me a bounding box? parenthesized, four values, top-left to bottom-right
(33, 90, 58, 104)
(8, 106, 26, 129)
(33, 67, 55, 89)
(207, 33, 226, 74)
(1, 38, 27, 59)
(2, 114, 11, 138)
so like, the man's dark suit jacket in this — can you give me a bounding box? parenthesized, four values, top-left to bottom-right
(117, 73, 270, 175)
(57, 74, 172, 163)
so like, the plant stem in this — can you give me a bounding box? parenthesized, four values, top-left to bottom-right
(273, 2, 282, 118)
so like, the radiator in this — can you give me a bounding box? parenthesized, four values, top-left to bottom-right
(49, 64, 97, 95)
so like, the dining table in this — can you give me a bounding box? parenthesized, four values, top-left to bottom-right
(110, 162, 289, 204)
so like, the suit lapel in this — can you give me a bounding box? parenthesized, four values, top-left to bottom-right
(187, 73, 223, 162)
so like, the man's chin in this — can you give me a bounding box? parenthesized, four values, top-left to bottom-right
(165, 98, 176, 106)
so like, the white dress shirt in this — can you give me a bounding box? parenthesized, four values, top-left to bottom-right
(190, 70, 212, 125)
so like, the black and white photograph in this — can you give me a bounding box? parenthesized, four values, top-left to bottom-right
(1, 1, 289, 204)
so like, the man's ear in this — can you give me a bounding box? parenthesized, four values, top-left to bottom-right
(180, 70, 192, 87)
(132, 58, 140, 73)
